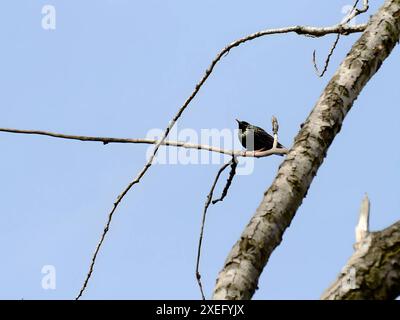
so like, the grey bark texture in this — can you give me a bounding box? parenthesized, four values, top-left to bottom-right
(213, 0, 400, 300)
(322, 221, 400, 300)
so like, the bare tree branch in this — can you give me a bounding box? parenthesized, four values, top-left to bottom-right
(323, 194, 400, 300)
(313, 0, 369, 77)
(271, 116, 279, 149)
(0, 0, 374, 301)
(322, 218, 400, 300)
(342, 0, 370, 24)
(213, 0, 400, 300)
(71, 21, 367, 299)
(312, 33, 341, 77)
(0, 127, 287, 158)
(355, 194, 370, 249)
(196, 159, 234, 300)
(0, 17, 365, 300)
(212, 157, 238, 205)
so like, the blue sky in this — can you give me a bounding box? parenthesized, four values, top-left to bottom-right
(0, 1, 399, 299)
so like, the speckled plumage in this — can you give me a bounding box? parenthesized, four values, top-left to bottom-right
(236, 119, 284, 153)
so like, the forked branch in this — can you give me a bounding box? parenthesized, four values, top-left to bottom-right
(1, 21, 364, 300)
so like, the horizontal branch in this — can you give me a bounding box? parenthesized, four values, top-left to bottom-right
(2, 21, 365, 299)
(0, 128, 288, 157)
(226, 24, 366, 45)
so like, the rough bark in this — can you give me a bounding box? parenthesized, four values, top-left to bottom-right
(213, 0, 400, 300)
(322, 221, 400, 300)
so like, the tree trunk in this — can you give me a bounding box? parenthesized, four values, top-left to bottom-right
(322, 221, 400, 300)
(213, 0, 400, 300)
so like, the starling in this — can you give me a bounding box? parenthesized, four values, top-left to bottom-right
(236, 119, 284, 155)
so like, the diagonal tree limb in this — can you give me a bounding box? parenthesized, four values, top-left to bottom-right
(342, 0, 370, 24)
(322, 218, 400, 300)
(75, 21, 368, 299)
(322, 194, 400, 300)
(213, 0, 400, 300)
(312, 0, 369, 77)
(321, 194, 400, 300)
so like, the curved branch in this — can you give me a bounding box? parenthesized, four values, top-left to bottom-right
(73, 21, 366, 298)
(0, 4, 369, 301)
(343, 0, 370, 24)
(212, 157, 238, 205)
(312, 0, 369, 77)
(196, 159, 234, 300)
(213, 0, 400, 300)
(312, 33, 341, 77)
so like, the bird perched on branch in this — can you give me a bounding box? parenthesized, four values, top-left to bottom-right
(236, 119, 284, 155)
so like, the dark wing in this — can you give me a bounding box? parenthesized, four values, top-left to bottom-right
(253, 125, 285, 149)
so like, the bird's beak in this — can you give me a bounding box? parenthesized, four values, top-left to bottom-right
(235, 119, 240, 124)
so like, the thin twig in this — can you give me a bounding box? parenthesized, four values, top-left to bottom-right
(341, 0, 369, 25)
(71, 22, 366, 299)
(312, 33, 341, 77)
(0, 8, 370, 300)
(212, 157, 238, 205)
(354, 193, 370, 250)
(0, 127, 287, 158)
(342, 0, 361, 25)
(196, 160, 233, 300)
(312, 0, 369, 77)
(271, 116, 279, 149)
